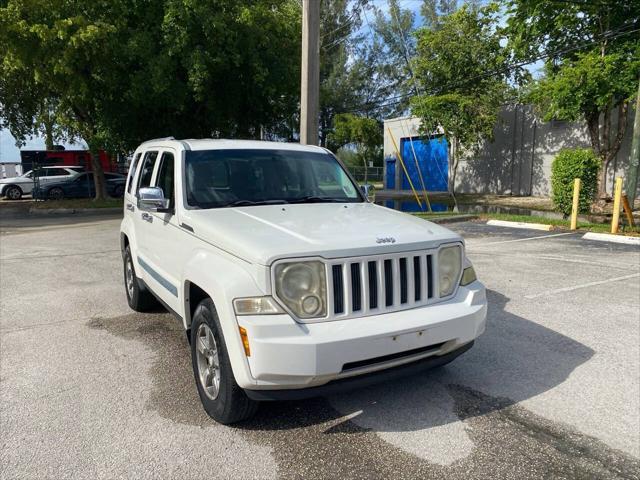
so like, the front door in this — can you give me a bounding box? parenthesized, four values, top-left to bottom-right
(136, 149, 181, 313)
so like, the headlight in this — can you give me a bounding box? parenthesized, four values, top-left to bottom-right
(460, 266, 477, 286)
(438, 245, 462, 297)
(274, 261, 327, 319)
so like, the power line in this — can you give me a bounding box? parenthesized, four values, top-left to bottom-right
(349, 22, 640, 113)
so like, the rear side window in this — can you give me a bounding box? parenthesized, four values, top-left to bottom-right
(136, 151, 158, 194)
(126, 153, 141, 194)
(44, 168, 67, 177)
(155, 152, 175, 209)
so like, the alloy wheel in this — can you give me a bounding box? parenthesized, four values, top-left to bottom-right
(196, 323, 221, 400)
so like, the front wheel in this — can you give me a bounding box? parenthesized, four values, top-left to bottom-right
(191, 298, 258, 424)
(4, 185, 22, 200)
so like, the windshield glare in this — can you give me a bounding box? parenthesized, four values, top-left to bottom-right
(185, 149, 363, 209)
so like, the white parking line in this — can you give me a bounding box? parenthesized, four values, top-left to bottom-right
(524, 273, 640, 299)
(475, 232, 577, 246)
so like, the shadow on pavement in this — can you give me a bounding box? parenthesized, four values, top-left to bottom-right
(245, 289, 594, 429)
(90, 290, 640, 478)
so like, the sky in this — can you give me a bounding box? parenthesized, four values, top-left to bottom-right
(0, 128, 87, 163)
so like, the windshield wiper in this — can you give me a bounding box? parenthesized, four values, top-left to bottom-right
(288, 196, 347, 204)
(224, 199, 289, 207)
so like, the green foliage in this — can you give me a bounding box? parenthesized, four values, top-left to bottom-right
(411, 3, 512, 191)
(530, 49, 639, 125)
(0, 0, 301, 198)
(328, 114, 382, 167)
(506, 0, 639, 196)
(551, 149, 600, 216)
(319, 0, 369, 145)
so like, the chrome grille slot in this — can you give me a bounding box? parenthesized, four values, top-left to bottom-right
(350, 263, 362, 312)
(399, 258, 408, 304)
(332, 264, 344, 314)
(368, 261, 378, 309)
(427, 254, 434, 299)
(384, 259, 393, 306)
(326, 247, 445, 321)
(413, 256, 421, 301)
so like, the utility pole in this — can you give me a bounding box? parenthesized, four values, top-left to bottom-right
(300, 0, 319, 145)
(626, 77, 640, 205)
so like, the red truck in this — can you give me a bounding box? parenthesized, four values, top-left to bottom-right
(19, 148, 123, 174)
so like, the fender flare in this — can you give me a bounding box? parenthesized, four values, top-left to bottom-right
(182, 249, 265, 388)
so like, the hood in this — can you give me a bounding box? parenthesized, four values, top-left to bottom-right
(0, 176, 30, 184)
(182, 203, 462, 265)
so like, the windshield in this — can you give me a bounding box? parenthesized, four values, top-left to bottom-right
(185, 149, 363, 209)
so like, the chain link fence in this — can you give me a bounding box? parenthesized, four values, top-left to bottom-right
(347, 166, 384, 184)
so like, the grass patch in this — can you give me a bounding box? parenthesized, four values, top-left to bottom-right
(480, 213, 640, 236)
(413, 212, 468, 220)
(31, 198, 123, 209)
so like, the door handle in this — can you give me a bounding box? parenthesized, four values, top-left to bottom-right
(141, 212, 153, 223)
(126, 203, 135, 212)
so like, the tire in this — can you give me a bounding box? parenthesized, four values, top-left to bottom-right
(48, 187, 64, 200)
(191, 298, 258, 424)
(113, 184, 124, 197)
(4, 185, 22, 200)
(123, 245, 158, 312)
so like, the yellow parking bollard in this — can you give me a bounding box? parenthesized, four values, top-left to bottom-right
(611, 177, 623, 234)
(570, 178, 581, 230)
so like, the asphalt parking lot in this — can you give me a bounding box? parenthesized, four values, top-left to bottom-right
(1, 214, 639, 479)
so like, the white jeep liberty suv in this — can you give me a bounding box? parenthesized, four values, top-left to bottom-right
(120, 138, 487, 424)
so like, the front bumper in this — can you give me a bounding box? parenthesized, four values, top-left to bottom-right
(245, 341, 474, 401)
(236, 281, 487, 391)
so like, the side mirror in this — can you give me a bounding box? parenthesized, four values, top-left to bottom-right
(138, 186, 170, 212)
(360, 184, 375, 200)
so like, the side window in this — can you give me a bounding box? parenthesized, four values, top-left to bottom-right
(155, 152, 175, 208)
(126, 153, 141, 194)
(44, 168, 66, 177)
(75, 173, 93, 184)
(136, 151, 158, 195)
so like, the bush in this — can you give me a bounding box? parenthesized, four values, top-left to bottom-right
(551, 148, 600, 216)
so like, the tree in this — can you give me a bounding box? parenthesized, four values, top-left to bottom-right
(411, 3, 511, 193)
(319, 0, 367, 146)
(370, 0, 417, 115)
(0, 0, 301, 199)
(328, 113, 382, 181)
(421, 0, 459, 30)
(506, 0, 640, 199)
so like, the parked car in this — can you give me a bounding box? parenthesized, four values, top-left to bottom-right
(0, 166, 84, 200)
(121, 139, 487, 424)
(32, 171, 126, 200)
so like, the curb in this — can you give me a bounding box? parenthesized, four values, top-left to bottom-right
(27, 207, 123, 217)
(428, 214, 479, 224)
(582, 232, 640, 246)
(486, 219, 553, 231)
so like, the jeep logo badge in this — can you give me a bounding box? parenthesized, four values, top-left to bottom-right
(376, 237, 396, 244)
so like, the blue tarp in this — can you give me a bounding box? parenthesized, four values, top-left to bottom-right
(399, 136, 449, 192)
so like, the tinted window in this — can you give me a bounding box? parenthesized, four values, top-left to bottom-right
(155, 152, 175, 209)
(44, 168, 68, 177)
(126, 153, 140, 194)
(75, 173, 93, 184)
(184, 149, 362, 209)
(136, 151, 158, 194)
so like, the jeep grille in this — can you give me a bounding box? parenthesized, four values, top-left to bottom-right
(328, 250, 438, 320)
